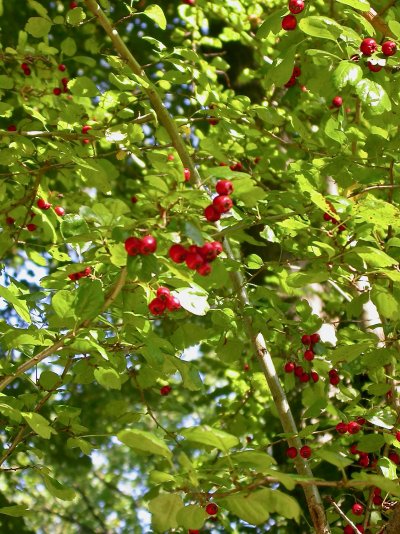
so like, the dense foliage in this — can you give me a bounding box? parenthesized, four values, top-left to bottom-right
(1, 0, 400, 532)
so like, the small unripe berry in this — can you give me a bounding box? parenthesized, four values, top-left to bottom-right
(382, 41, 397, 56)
(332, 96, 343, 108)
(54, 206, 65, 216)
(169, 244, 187, 263)
(304, 349, 314, 361)
(286, 446, 298, 459)
(336, 422, 348, 434)
(205, 503, 218, 515)
(289, 0, 305, 14)
(149, 298, 166, 316)
(282, 14, 297, 31)
(360, 37, 377, 56)
(204, 204, 221, 222)
(139, 235, 157, 255)
(352, 503, 364, 516)
(160, 385, 171, 395)
(284, 362, 295, 373)
(301, 334, 311, 345)
(300, 445, 311, 459)
(215, 180, 233, 195)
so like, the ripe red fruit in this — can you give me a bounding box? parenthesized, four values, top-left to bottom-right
(69, 1, 78, 8)
(289, 0, 305, 14)
(188, 531, 200, 534)
(372, 495, 383, 505)
(186, 252, 204, 270)
(294, 365, 304, 377)
(156, 287, 171, 301)
(26, 223, 37, 232)
(199, 242, 217, 262)
(332, 96, 343, 108)
(349, 444, 359, 455)
(165, 295, 181, 311)
(230, 162, 243, 172)
(21, 63, 28, 70)
(382, 40, 397, 56)
(300, 372, 310, 382)
(343, 527, 353, 534)
(336, 422, 348, 434)
(7, 124, 17, 132)
(373, 487, 381, 496)
(81, 267, 91, 277)
(243, 363, 250, 372)
(367, 62, 382, 72)
(58, 64, 66, 72)
(360, 37, 377, 56)
(213, 195, 233, 213)
(149, 298, 166, 316)
(356, 417, 366, 425)
(284, 362, 295, 373)
(61, 77, 69, 86)
(310, 371, 319, 383)
(23, 67, 31, 76)
(300, 445, 311, 459)
(358, 454, 369, 467)
(169, 244, 187, 263)
(304, 349, 314, 361)
(352, 503, 364, 516)
(53, 88, 62, 96)
(197, 263, 212, 276)
(389, 451, 400, 465)
(131, 195, 138, 204)
(215, 180, 233, 195)
(205, 503, 218, 515)
(347, 421, 360, 435)
(286, 446, 298, 459)
(323, 212, 332, 221)
(82, 125, 91, 134)
(310, 333, 320, 344)
(6, 217, 15, 225)
(211, 241, 223, 255)
(208, 118, 219, 126)
(37, 198, 51, 210)
(396, 431, 400, 442)
(54, 206, 65, 216)
(204, 204, 221, 222)
(301, 334, 311, 345)
(183, 168, 191, 182)
(139, 235, 157, 255)
(160, 385, 171, 396)
(284, 77, 296, 88)
(292, 66, 301, 78)
(329, 374, 340, 386)
(124, 237, 141, 256)
(282, 14, 297, 31)
(68, 272, 79, 281)
(183, 0, 195, 4)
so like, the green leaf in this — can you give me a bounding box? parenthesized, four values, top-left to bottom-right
(333, 62, 363, 89)
(0, 505, 32, 517)
(66, 6, 86, 25)
(52, 290, 76, 319)
(94, 368, 121, 390)
(357, 433, 385, 453)
(176, 505, 207, 530)
(42, 474, 76, 501)
(330, 342, 371, 364)
(180, 425, 239, 451)
(148, 494, 183, 532)
(25, 17, 52, 38)
(22, 412, 55, 439)
(388, 20, 400, 39)
(355, 79, 391, 115)
(0, 75, 13, 89)
(221, 490, 270, 525)
(256, 8, 286, 39)
(175, 286, 210, 316)
(76, 279, 104, 321)
(371, 287, 400, 320)
(299, 16, 342, 41)
(378, 457, 397, 480)
(0, 285, 31, 323)
(68, 76, 99, 97)
(60, 214, 90, 240)
(28, 0, 49, 17)
(144, 5, 167, 30)
(325, 116, 347, 145)
(61, 37, 77, 56)
(118, 429, 172, 460)
(353, 247, 397, 268)
(315, 449, 354, 468)
(269, 45, 297, 86)
(39, 371, 60, 391)
(336, 0, 370, 10)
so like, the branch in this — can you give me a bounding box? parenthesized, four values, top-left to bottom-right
(83, 2, 331, 532)
(362, 8, 396, 38)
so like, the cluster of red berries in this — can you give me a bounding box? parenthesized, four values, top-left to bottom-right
(20, 62, 31, 76)
(328, 367, 340, 386)
(323, 210, 346, 233)
(68, 267, 91, 281)
(282, 0, 305, 31)
(69, 1, 79, 8)
(301, 332, 320, 361)
(160, 384, 172, 396)
(53, 69, 69, 96)
(81, 125, 92, 145)
(284, 361, 319, 383)
(169, 240, 223, 276)
(286, 445, 312, 459)
(343, 524, 364, 534)
(148, 286, 181, 316)
(284, 65, 301, 88)
(37, 198, 65, 216)
(336, 419, 363, 435)
(124, 235, 157, 256)
(358, 37, 398, 73)
(204, 180, 234, 222)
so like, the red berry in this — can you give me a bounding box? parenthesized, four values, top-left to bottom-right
(284, 77, 296, 88)
(139, 235, 157, 255)
(329, 368, 339, 377)
(347, 421, 360, 435)
(160, 385, 171, 396)
(165, 295, 181, 311)
(7, 124, 17, 132)
(197, 263, 212, 276)
(336, 422, 348, 434)
(300, 372, 310, 382)
(23, 67, 31, 76)
(332, 96, 343, 108)
(356, 526, 364, 533)
(360, 37, 378, 56)
(343, 527, 353, 534)
(286, 446, 298, 459)
(82, 125, 91, 134)
(61, 77, 69, 86)
(204, 204, 221, 222)
(351, 503, 364, 516)
(68, 272, 79, 281)
(282, 14, 297, 31)
(230, 162, 243, 172)
(358, 454, 369, 467)
(373, 487, 381, 496)
(26, 223, 37, 232)
(199, 242, 217, 262)
(213, 195, 233, 214)
(149, 298, 166, 316)
(81, 267, 91, 277)
(208, 118, 219, 126)
(54, 206, 65, 216)
(396, 431, 400, 442)
(243, 363, 250, 372)
(124, 237, 141, 256)
(310, 371, 319, 383)
(294, 365, 304, 377)
(188, 531, 200, 534)
(215, 180, 233, 195)
(389, 451, 400, 465)
(300, 445, 312, 458)
(367, 61, 382, 72)
(6, 217, 15, 225)
(156, 287, 171, 301)
(304, 349, 314, 361)
(329, 374, 340, 386)
(349, 444, 359, 455)
(186, 252, 204, 270)
(323, 212, 332, 221)
(183, 0, 195, 4)
(289, 0, 305, 14)
(205, 503, 218, 515)
(292, 66, 301, 78)
(131, 195, 138, 204)
(183, 168, 191, 182)
(310, 333, 320, 344)
(382, 40, 397, 56)
(58, 64, 66, 72)
(301, 334, 311, 345)
(69, 1, 78, 8)
(284, 362, 295, 373)
(372, 495, 383, 505)
(169, 244, 187, 263)
(53, 87, 62, 96)
(21, 63, 28, 70)
(356, 417, 366, 425)
(167, 153, 174, 161)
(211, 241, 223, 255)
(37, 198, 51, 210)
